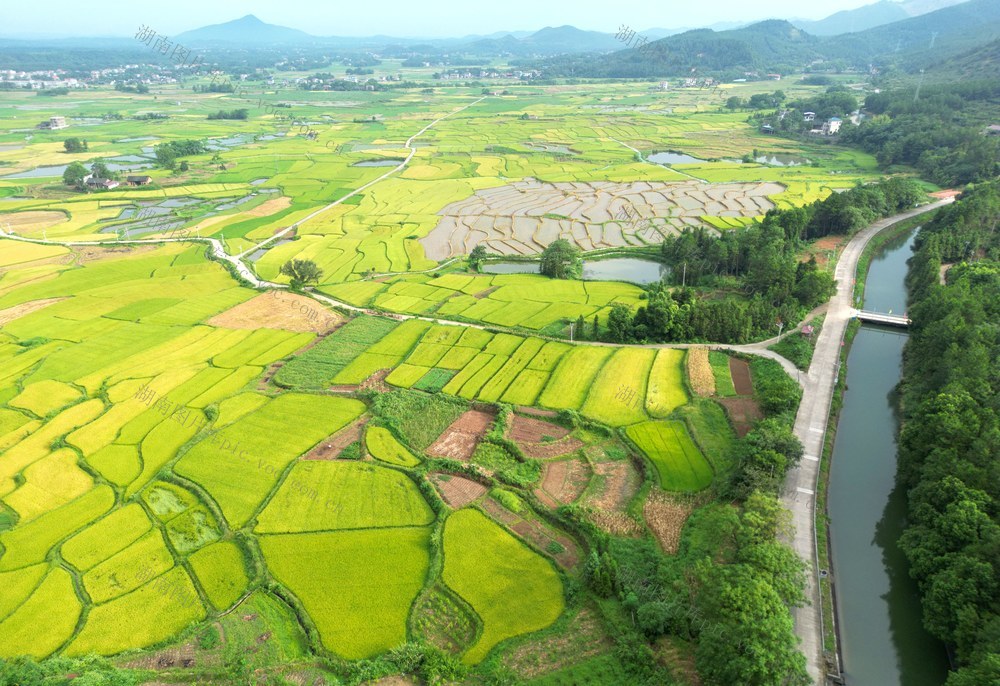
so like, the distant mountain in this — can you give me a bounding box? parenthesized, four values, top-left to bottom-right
(550, 20, 821, 78)
(793, 1, 909, 35)
(175, 14, 315, 45)
(794, 0, 972, 36)
(643, 21, 749, 40)
(538, 0, 998, 78)
(521, 26, 621, 53)
(824, 0, 1000, 63)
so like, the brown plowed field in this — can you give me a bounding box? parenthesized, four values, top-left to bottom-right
(644, 490, 694, 554)
(509, 415, 583, 457)
(303, 418, 367, 460)
(728, 357, 753, 396)
(516, 406, 559, 418)
(208, 291, 342, 334)
(535, 458, 590, 507)
(503, 606, 611, 679)
(481, 498, 580, 569)
(718, 396, 763, 437)
(584, 459, 644, 536)
(0, 298, 67, 326)
(427, 409, 494, 461)
(510, 415, 570, 442)
(430, 473, 487, 507)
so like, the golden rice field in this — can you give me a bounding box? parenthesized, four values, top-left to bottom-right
(0, 75, 828, 675)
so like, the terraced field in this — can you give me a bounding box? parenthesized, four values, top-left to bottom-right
(421, 179, 782, 259)
(0, 75, 829, 678)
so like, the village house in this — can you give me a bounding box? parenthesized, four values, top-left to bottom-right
(803, 111, 816, 122)
(126, 175, 153, 186)
(83, 175, 119, 190)
(36, 116, 68, 130)
(824, 117, 843, 135)
(986, 124, 1000, 136)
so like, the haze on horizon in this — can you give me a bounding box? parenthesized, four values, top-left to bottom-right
(2, 0, 887, 39)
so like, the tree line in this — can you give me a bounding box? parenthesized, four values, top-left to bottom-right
(602, 178, 923, 344)
(840, 79, 1000, 187)
(897, 181, 1000, 685)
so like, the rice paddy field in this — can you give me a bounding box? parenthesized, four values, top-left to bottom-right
(0, 73, 814, 680)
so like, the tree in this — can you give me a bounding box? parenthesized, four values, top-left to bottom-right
(575, 314, 585, 340)
(468, 245, 488, 272)
(539, 239, 581, 280)
(279, 259, 324, 290)
(179, 161, 190, 172)
(726, 96, 744, 110)
(592, 315, 599, 339)
(62, 161, 88, 187)
(89, 161, 116, 180)
(63, 137, 87, 153)
(607, 303, 634, 342)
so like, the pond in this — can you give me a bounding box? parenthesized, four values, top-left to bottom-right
(1, 165, 68, 178)
(483, 257, 668, 285)
(648, 151, 705, 165)
(582, 258, 670, 284)
(351, 159, 405, 167)
(755, 154, 810, 166)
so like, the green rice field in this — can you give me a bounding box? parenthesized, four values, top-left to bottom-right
(0, 70, 813, 678)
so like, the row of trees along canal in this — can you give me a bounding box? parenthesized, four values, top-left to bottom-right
(896, 181, 1000, 686)
(543, 177, 924, 345)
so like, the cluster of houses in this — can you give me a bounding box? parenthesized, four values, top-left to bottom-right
(761, 110, 853, 136)
(82, 174, 152, 191)
(805, 113, 843, 135)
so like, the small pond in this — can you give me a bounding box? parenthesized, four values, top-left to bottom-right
(756, 154, 811, 166)
(484, 257, 669, 285)
(648, 151, 705, 165)
(351, 159, 405, 167)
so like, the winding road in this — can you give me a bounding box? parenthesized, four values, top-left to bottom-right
(0, 172, 953, 683)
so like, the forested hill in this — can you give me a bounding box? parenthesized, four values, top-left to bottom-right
(924, 38, 1000, 82)
(533, 0, 1000, 78)
(899, 182, 1000, 686)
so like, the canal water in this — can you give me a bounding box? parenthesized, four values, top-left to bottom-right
(827, 229, 950, 685)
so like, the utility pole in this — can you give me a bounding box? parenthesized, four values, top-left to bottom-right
(914, 69, 925, 103)
(682, 262, 687, 288)
(569, 322, 575, 342)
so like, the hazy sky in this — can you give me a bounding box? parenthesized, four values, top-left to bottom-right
(2, 0, 886, 38)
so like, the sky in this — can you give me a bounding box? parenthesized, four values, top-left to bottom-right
(1, 0, 888, 38)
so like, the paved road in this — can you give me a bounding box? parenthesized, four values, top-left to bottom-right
(0, 193, 954, 685)
(782, 198, 953, 684)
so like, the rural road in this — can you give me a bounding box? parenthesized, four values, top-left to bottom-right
(782, 197, 953, 685)
(234, 96, 487, 259)
(0, 195, 954, 684)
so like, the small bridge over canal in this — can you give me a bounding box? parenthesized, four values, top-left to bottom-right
(855, 310, 911, 328)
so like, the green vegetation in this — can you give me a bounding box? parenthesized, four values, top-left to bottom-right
(279, 259, 324, 290)
(540, 239, 582, 279)
(442, 509, 564, 663)
(255, 461, 434, 533)
(708, 352, 737, 396)
(768, 318, 822, 371)
(366, 426, 422, 467)
(274, 316, 399, 388)
(371, 389, 466, 450)
(897, 182, 1000, 685)
(261, 528, 431, 659)
(625, 421, 714, 492)
(0, 72, 843, 681)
